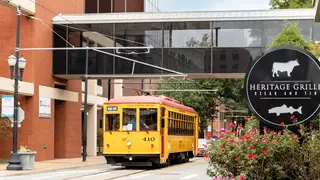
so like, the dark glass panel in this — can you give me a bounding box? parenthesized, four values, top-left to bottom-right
(212, 48, 252, 73)
(66, 49, 114, 75)
(162, 48, 211, 73)
(85, 0, 98, 13)
(115, 23, 162, 48)
(99, 0, 112, 13)
(53, 25, 67, 74)
(163, 22, 211, 48)
(115, 49, 162, 74)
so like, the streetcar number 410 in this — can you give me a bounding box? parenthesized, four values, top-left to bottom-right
(142, 137, 155, 141)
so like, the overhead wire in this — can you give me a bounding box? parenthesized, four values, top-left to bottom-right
(26, 0, 151, 47)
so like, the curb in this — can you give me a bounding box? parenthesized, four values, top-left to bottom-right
(2, 163, 106, 177)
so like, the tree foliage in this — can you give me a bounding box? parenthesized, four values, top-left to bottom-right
(270, 0, 313, 9)
(268, 21, 310, 50)
(156, 78, 246, 130)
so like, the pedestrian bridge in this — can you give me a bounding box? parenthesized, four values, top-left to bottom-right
(52, 4, 320, 79)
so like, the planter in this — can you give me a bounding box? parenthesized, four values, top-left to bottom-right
(18, 152, 37, 170)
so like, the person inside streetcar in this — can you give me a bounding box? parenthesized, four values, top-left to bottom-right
(130, 116, 149, 130)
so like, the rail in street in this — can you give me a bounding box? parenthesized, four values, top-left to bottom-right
(0, 157, 209, 180)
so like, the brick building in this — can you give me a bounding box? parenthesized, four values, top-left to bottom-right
(0, 0, 159, 161)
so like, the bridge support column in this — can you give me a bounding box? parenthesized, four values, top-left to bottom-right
(114, 79, 123, 98)
(87, 104, 98, 156)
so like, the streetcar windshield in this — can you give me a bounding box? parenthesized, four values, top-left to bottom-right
(105, 114, 120, 131)
(122, 108, 136, 131)
(140, 108, 158, 131)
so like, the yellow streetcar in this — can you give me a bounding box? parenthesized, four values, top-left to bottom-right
(103, 95, 199, 167)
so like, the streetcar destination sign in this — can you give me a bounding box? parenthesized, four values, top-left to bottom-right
(244, 46, 320, 128)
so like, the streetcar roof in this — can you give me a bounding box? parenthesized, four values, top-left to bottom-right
(105, 96, 197, 114)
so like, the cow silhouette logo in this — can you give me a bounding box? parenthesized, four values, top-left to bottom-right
(272, 59, 299, 77)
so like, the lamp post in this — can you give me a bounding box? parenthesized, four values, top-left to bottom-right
(7, 5, 26, 171)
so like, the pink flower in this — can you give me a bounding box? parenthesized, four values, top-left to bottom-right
(290, 115, 295, 120)
(218, 134, 224, 139)
(244, 116, 248, 120)
(239, 176, 245, 180)
(280, 122, 285, 126)
(262, 149, 268, 155)
(228, 122, 235, 128)
(310, 125, 313, 129)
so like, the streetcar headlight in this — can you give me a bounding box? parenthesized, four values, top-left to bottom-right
(127, 141, 132, 146)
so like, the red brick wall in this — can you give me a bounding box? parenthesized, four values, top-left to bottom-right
(0, 0, 84, 161)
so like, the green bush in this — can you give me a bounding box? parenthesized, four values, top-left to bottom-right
(205, 117, 320, 180)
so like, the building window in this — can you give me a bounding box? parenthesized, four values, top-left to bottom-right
(220, 50, 226, 61)
(232, 50, 239, 60)
(97, 79, 102, 86)
(85, 0, 112, 13)
(105, 114, 120, 131)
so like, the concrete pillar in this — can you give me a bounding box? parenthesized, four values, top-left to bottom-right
(87, 104, 98, 156)
(114, 79, 123, 98)
(88, 80, 97, 95)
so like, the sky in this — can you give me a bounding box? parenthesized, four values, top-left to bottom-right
(157, 0, 271, 11)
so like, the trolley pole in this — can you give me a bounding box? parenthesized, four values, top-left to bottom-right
(82, 38, 89, 162)
(108, 79, 111, 100)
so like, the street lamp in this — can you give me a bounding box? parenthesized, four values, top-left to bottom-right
(6, 54, 26, 171)
(7, 5, 24, 171)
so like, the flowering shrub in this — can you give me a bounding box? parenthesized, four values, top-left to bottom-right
(205, 117, 320, 180)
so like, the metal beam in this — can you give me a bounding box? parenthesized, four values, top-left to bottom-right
(145, 89, 218, 92)
(54, 74, 187, 79)
(19, 46, 153, 51)
(106, 82, 194, 84)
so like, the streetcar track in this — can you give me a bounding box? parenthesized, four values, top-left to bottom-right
(104, 169, 150, 180)
(61, 167, 150, 180)
(61, 167, 124, 180)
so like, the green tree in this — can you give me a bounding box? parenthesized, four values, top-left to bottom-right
(270, 0, 313, 9)
(156, 78, 246, 132)
(268, 21, 310, 50)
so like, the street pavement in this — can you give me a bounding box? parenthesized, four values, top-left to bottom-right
(0, 157, 210, 180)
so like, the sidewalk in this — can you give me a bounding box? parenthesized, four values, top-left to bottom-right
(0, 156, 106, 176)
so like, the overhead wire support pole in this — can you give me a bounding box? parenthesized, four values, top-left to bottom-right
(82, 38, 89, 162)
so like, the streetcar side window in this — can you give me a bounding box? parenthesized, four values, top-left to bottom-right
(122, 108, 136, 131)
(140, 108, 158, 131)
(105, 114, 120, 131)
